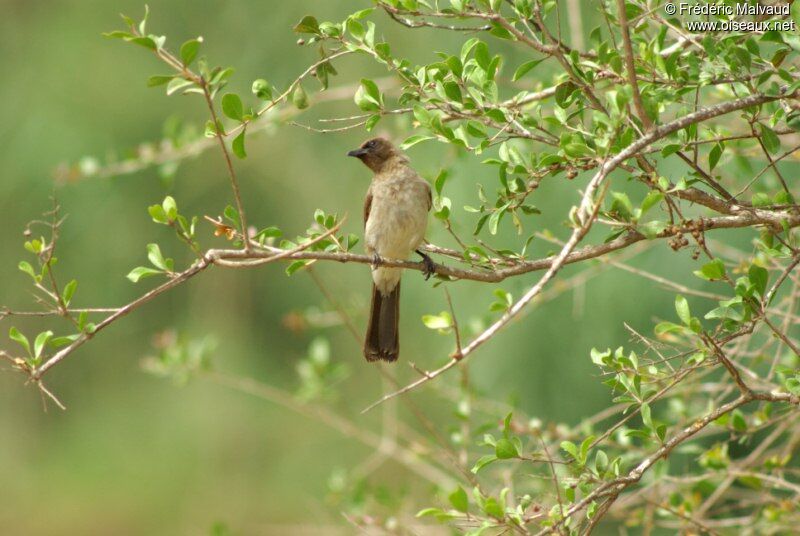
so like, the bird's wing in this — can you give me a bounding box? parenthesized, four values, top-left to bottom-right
(363, 188, 373, 229)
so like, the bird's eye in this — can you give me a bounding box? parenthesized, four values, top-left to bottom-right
(365, 140, 376, 149)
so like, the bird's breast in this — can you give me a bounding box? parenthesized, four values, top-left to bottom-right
(365, 178, 429, 259)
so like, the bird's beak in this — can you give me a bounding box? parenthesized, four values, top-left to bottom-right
(347, 148, 368, 158)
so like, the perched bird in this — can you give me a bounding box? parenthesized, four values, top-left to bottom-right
(347, 137, 434, 362)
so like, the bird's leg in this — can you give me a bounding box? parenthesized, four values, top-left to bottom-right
(371, 253, 382, 268)
(416, 250, 436, 280)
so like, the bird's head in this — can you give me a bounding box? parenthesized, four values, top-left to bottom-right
(347, 137, 399, 173)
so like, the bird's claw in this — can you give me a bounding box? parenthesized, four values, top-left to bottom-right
(371, 253, 382, 268)
(417, 250, 436, 281)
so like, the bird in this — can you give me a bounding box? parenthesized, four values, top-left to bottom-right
(347, 137, 434, 362)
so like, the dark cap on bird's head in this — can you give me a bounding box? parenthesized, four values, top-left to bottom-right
(347, 137, 400, 172)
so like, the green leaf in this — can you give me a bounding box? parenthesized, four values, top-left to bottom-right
(512, 59, 543, 81)
(221, 93, 244, 122)
(251, 79, 272, 101)
(232, 130, 247, 159)
(401, 135, 434, 149)
(63, 279, 78, 307)
(166, 77, 194, 96)
(24, 238, 42, 254)
(18, 261, 37, 281)
(210, 67, 235, 86)
(364, 114, 380, 132)
(445, 55, 463, 78)
(474, 41, 490, 71)
(146, 243, 170, 271)
(449, 487, 469, 513)
(422, 312, 452, 331)
(315, 59, 336, 90)
(415, 508, 442, 518)
(641, 402, 653, 429)
(292, 84, 309, 109)
(482, 497, 504, 518)
(9, 327, 31, 356)
(254, 227, 282, 241)
(139, 4, 150, 34)
(34, 330, 53, 358)
(560, 440, 578, 460)
(285, 260, 310, 276)
(51, 334, 80, 348)
(749, 265, 769, 297)
(495, 437, 519, 459)
(434, 170, 449, 195)
(103, 30, 133, 40)
(148, 204, 167, 224)
(655, 321, 685, 335)
(127, 36, 157, 50)
(147, 75, 174, 87)
(471, 454, 497, 473)
(293, 15, 320, 35)
(609, 192, 634, 219)
(415, 508, 456, 521)
(563, 142, 592, 158)
(580, 436, 595, 463)
(675, 295, 691, 326)
(442, 81, 462, 103)
(752, 192, 771, 207)
(162, 196, 177, 221)
(349, 7, 375, 20)
(180, 37, 203, 66)
(224, 205, 240, 228)
(126, 266, 162, 283)
(433, 196, 451, 220)
(640, 191, 663, 215)
(694, 259, 726, 281)
(555, 81, 576, 108)
(345, 18, 365, 40)
(503, 412, 513, 433)
(354, 79, 382, 111)
(488, 203, 511, 235)
(708, 143, 724, 170)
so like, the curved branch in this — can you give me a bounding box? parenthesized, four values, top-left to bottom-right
(30, 220, 345, 379)
(362, 88, 799, 411)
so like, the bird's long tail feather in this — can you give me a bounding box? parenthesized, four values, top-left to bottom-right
(364, 283, 400, 362)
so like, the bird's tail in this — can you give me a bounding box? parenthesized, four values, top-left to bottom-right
(364, 282, 400, 362)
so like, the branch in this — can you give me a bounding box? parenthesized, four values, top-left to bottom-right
(16, 167, 800, 382)
(615, 0, 654, 129)
(30, 220, 345, 379)
(360, 87, 798, 411)
(223, 209, 799, 283)
(537, 391, 799, 534)
(204, 370, 456, 488)
(200, 79, 251, 251)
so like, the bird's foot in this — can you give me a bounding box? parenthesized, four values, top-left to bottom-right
(416, 250, 436, 281)
(371, 253, 383, 268)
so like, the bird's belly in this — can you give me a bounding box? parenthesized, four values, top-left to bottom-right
(365, 185, 428, 295)
(365, 202, 426, 259)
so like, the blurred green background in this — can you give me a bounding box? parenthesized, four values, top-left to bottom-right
(0, 1, 713, 534)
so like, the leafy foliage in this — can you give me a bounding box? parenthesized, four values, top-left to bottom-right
(3, 1, 800, 534)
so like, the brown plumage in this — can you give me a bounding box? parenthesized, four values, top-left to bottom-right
(364, 282, 400, 362)
(347, 138, 432, 362)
